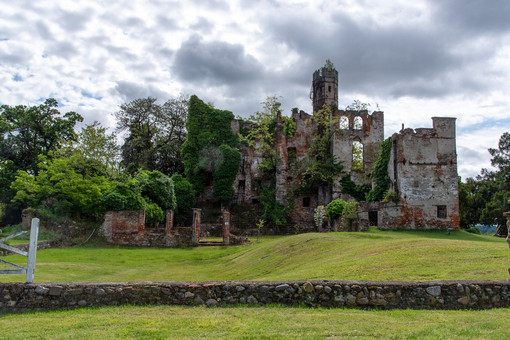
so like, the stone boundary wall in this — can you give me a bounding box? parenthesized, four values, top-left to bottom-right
(1, 280, 510, 313)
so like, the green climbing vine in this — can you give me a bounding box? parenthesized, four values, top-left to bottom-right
(366, 137, 392, 201)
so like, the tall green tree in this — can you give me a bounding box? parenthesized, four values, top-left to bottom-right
(459, 132, 510, 231)
(0, 99, 83, 224)
(0, 98, 83, 176)
(116, 96, 188, 176)
(11, 152, 112, 220)
(76, 121, 120, 176)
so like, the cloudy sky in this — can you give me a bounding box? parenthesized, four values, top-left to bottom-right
(1, 0, 509, 179)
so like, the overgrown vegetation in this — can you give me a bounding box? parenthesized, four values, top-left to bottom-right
(366, 137, 392, 201)
(298, 104, 343, 191)
(181, 95, 240, 205)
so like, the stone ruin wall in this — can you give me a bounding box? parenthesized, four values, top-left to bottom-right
(2, 280, 510, 313)
(332, 109, 384, 192)
(383, 117, 460, 230)
(100, 210, 195, 247)
(196, 64, 461, 232)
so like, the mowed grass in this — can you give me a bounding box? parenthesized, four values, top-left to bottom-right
(1, 228, 509, 282)
(1, 305, 509, 339)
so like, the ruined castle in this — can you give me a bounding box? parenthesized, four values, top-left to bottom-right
(225, 62, 460, 231)
(101, 62, 460, 247)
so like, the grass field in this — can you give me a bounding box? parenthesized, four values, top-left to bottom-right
(1, 305, 509, 339)
(2, 229, 509, 338)
(1, 228, 509, 282)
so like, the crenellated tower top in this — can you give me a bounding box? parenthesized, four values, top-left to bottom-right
(311, 59, 338, 113)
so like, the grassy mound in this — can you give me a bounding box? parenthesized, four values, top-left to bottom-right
(1, 229, 509, 282)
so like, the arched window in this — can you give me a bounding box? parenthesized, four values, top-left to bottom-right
(339, 116, 349, 129)
(353, 116, 363, 130)
(352, 141, 363, 170)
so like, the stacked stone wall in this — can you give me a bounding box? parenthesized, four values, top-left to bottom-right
(2, 280, 509, 313)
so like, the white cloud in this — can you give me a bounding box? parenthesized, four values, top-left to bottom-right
(0, 0, 509, 179)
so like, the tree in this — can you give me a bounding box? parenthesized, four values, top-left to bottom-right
(155, 96, 188, 175)
(366, 137, 392, 202)
(0, 99, 83, 225)
(479, 132, 510, 228)
(11, 152, 112, 220)
(116, 97, 161, 173)
(116, 96, 188, 176)
(345, 100, 371, 112)
(76, 121, 120, 176)
(135, 169, 176, 211)
(171, 174, 195, 223)
(0, 99, 83, 176)
(459, 132, 510, 232)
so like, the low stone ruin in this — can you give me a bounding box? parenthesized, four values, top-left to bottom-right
(99, 208, 247, 248)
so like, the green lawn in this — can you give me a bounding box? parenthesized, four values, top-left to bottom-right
(2, 229, 509, 337)
(1, 305, 509, 339)
(1, 228, 509, 282)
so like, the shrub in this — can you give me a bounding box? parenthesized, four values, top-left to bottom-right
(171, 174, 196, 223)
(135, 170, 176, 210)
(343, 201, 359, 220)
(382, 189, 399, 203)
(144, 199, 164, 223)
(466, 226, 481, 234)
(101, 178, 144, 211)
(326, 199, 346, 220)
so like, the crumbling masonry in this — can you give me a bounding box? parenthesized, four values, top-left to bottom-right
(226, 63, 459, 231)
(102, 63, 460, 246)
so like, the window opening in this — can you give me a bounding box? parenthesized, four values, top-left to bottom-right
(339, 116, 349, 129)
(303, 197, 311, 208)
(287, 147, 296, 166)
(437, 205, 447, 219)
(353, 116, 363, 130)
(368, 211, 378, 227)
(352, 141, 364, 170)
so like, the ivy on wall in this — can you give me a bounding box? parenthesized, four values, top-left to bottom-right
(181, 95, 240, 205)
(366, 137, 392, 202)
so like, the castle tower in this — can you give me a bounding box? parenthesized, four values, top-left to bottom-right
(311, 60, 338, 113)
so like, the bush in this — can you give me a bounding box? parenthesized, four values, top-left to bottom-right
(135, 170, 176, 210)
(326, 199, 346, 220)
(101, 178, 144, 211)
(466, 226, 481, 234)
(144, 199, 164, 223)
(171, 174, 196, 223)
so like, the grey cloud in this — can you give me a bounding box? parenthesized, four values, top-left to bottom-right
(114, 81, 171, 103)
(188, 0, 230, 11)
(45, 40, 79, 59)
(56, 8, 94, 32)
(190, 17, 214, 33)
(35, 21, 53, 40)
(172, 35, 264, 86)
(156, 15, 178, 30)
(261, 10, 494, 99)
(433, 0, 510, 34)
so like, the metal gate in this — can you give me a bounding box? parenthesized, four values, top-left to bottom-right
(0, 218, 39, 283)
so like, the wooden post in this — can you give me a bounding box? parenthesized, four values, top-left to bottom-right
(26, 218, 39, 283)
